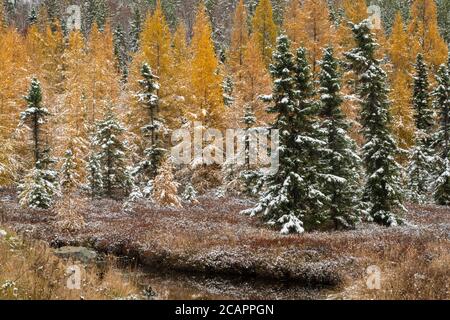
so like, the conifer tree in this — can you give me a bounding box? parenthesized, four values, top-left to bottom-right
(191, 2, 225, 129)
(251, 0, 277, 66)
(243, 36, 326, 234)
(229, 0, 249, 74)
(409, 0, 448, 71)
(86, 147, 103, 198)
(137, 63, 166, 179)
(345, 21, 404, 226)
(433, 63, 450, 205)
(318, 47, 362, 229)
(129, 7, 143, 53)
(60, 148, 79, 194)
(388, 13, 415, 151)
(113, 24, 129, 80)
(93, 105, 131, 198)
(152, 157, 182, 208)
(407, 53, 434, 203)
(18, 78, 58, 209)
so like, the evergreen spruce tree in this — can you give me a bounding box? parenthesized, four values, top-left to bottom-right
(60, 148, 79, 194)
(240, 104, 260, 196)
(243, 36, 326, 234)
(129, 7, 142, 53)
(433, 63, 450, 205)
(113, 24, 129, 80)
(223, 75, 234, 107)
(345, 21, 405, 226)
(18, 78, 58, 209)
(27, 7, 38, 25)
(137, 63, 166, 179)
(318, 47, 362, 229)
(86, 147, 103, 198)
(93, 105, 131, 198)
(407, 54, 434, 203)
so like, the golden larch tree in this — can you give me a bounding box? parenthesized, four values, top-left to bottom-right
(389, 13, 416, 152)
(229, 0, 249, 75)
(251, 0, 277, 66)
(293, 0, 335, 78)
(409, 0, 448, 71)
(85, 23, 120, 126)
(190, 3, 225, 129)
(0, 27, 28, 184)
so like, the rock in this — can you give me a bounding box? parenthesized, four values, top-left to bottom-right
(54, 246, 98, 263)
(0, 229, 7, 238)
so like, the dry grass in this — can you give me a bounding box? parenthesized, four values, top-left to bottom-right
(0, 227, 141, 300)
(1, 188, 449, 299)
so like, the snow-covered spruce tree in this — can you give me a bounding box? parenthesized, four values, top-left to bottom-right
(60, 148, 79, 194)
(152, 157, 182, 208)
(86, 147, 103, 198)
(18, 78, 58, 209)
(113, 24, 129, 80)
(318, 46, 362, 229)
(433, 63, 450, 205)
(345, 21, 405, 226)
(182, 183, 199, 204)
(407, 54, 434, 203)
(243, 35, 326, 234)
(137, 63, 166, 180)
(129, 7, 142, 53)
(223, 75, 234, 107)
(94, 105, 131, 198)
(291, 46, 328, 229)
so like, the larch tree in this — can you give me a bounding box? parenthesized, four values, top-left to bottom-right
(318, 46, 362, 229)
(345, 21, 405, 226)
(251, 0, 277, 66)
(232, 33, 272, 128)
(286, 0, 335, 79)
(85, 23, 120, 127)
(152, 157, 182, 208)
(388, 13, 415, 152)
(408, 0, 448, 72)
(18, 78, 58, 209)
(407, 53, 434, 203)
(190, 2, 225, 129)
(228, 0, 249, 76)
(0, 27, 28, 185)
(433, 63, 450, 205)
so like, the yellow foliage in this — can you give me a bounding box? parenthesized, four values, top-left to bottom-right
(409, 0, 448, 71)
(251, 0, 277, 66)
(388, 13, 416, 151)
(0, 27, 28, 184)
(229, 0, 249, 73)
(190, 3, 225, 129)
(286, 0, 335, 77)
(231, 34, 272, 128)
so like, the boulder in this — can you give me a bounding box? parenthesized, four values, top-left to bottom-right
(54, 246, 98, 263)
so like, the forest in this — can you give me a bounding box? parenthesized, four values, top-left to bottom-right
(0, 0, 449, 301)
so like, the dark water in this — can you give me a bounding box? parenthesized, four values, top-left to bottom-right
(130, 268, 333, 300)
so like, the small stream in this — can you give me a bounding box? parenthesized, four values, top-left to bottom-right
(128, 267, 334, 300)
